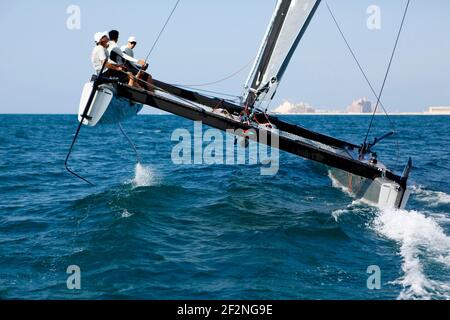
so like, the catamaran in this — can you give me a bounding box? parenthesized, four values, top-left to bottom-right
(67, 0, 412, 209)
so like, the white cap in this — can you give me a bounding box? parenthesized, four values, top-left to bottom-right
(128, 36, 137, 43)
(94, 31, 108, 44)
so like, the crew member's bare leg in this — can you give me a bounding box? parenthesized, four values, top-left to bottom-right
(137, 71, 154, 93)
(127, 72, 136, 87)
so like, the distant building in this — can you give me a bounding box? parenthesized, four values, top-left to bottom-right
(427, 106, 450, 114)
(347, 98, 373, 113)
(273, 101, 316, 114)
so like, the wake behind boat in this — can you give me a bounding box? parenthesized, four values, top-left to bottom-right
(67, 0, 412, 209)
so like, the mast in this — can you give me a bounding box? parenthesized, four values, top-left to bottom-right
(244, 0, 321, 110)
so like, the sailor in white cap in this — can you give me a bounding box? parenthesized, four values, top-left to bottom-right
(117, 34, 153, 92)
(91, 31, 135, 86)
(121, 36, 138, 59)
(91, 31, 110, 74)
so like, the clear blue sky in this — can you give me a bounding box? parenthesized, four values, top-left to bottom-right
(0, 0, 449, 113)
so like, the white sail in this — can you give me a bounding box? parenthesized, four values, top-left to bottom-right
(244, 0, 321, 108)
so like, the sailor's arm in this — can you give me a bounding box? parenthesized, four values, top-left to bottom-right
(110, 47, 145, 66)
(123, 54, 146, 67)
(119, 49, 146, 66)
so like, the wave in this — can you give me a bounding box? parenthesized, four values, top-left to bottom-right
(411, 185, 450, 207)
(372, 208, 450, 300)
(121, 209, 134, 218)
(331, 204, 363, 222)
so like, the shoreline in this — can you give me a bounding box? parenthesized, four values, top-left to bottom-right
(271, 112, 450, 116)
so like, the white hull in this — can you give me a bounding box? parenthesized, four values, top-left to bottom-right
(329, 167, 410, 209)
(78, 82, 143, 127)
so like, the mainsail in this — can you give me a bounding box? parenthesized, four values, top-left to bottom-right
(244, 0, 321, 109)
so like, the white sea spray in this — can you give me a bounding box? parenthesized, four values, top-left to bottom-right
(372, 208, 450, 300)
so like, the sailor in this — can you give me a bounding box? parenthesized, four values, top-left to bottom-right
(108, 30, 146, 70)
(120, 36, 143, 72)
(91, 31, 135, 86)
(119, 36, 144, 73)
(117, 33, 155, 92)
(108, 30, 154, 91)
(121, 36, 138, 60)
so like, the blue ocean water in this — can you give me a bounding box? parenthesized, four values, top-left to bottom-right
(0, 114, 449, 300)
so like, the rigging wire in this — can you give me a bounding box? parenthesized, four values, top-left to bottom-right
(325, 1, 401, 159)
(142, 0, 250, 104)
(144, 0, 181, 63)
(170, 58, 255, 105)
(325, 2, 391, 120)
(363, 0, 411, 148)
(172, 58, 254, 88)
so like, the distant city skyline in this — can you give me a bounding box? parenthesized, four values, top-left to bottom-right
(1, 1, 449, 114)
(274, 98, 450, 115)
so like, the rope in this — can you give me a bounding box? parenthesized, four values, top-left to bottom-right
(144, 0, 181, 62)
(363, 0, 411, 148)
(173, 58, 254, 87)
